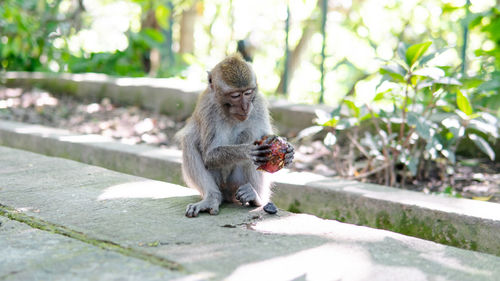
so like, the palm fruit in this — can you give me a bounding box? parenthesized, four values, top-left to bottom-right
(254, 135, 288, 173)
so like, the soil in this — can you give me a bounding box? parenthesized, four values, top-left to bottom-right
(1, 86, 499, 202)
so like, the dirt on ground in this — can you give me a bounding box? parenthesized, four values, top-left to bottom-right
(1, 86, 499, 202)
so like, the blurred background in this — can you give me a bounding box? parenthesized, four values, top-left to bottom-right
(1, 0, 498, 107)
(1, 0, 499, 195)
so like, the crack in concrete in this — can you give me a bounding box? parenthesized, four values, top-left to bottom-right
(0, 203, 184, 272)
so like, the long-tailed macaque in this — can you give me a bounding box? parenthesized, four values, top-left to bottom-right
(176, 55, 294, 217)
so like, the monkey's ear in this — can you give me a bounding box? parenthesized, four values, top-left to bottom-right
(207, 71, 213, 90)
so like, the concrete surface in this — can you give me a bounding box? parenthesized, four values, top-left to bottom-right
(1, 145, 500, 280)
(1, 120, 500, 256)
(0, 71, 332, 134)
(1, 71, 203, 120)
(0, 217, 182, 280)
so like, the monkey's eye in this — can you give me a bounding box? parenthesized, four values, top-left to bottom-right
(230, 93, 241, 99)
(244, 89, 253, 96)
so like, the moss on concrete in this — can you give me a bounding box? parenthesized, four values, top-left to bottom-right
(0, 203, 184, 271)
(287, 199, 302, 213)
(273, 185, 500, 256)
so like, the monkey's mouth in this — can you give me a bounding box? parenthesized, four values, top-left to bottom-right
(234, 113, 249, 121)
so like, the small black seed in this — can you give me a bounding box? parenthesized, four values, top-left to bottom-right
(264, 202, 278, 214)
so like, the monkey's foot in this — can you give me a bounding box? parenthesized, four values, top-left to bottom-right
(235, 183, 261, 206)
(185, 196, 221, 217)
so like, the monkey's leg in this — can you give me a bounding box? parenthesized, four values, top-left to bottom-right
(182, 142, 223, 217)
(185, 192, 222, 217)
(234, 166, 271, 207)
(235, 183, 261, 206)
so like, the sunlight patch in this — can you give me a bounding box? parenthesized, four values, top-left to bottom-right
(252, 213, 397, 243)
(97, 180, 198, 201)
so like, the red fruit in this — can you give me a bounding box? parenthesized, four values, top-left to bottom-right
(254, 136, 288, 173)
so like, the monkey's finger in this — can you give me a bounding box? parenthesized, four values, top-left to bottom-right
(253, 159, 270, 166)
(250, 149, 271, 156)
(255, 144, 272, 150)
(253, 159, 269, 165)
(236, 190, 249, 205)
(253, 155, 270, 162)
(185, 204, 199, 218)
(209, 207, 219, 215)
(264, 135, 278, 144)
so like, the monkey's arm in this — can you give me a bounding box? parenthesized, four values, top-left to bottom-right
(203, 144, 271, 169)
(179, 125, 223, 217)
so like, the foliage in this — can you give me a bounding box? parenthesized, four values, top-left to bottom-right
(299, 41, 499, 187)
(0, 0, 499, 105)
(468, 6, 500, 116)
(0, 0, 76, 71)
(0, 0, 189, 77)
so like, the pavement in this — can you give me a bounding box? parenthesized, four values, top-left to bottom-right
(2, 120, 500, 256)
(1, 146, 500, 280)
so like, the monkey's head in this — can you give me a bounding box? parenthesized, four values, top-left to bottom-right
(208, 55, 257, 122)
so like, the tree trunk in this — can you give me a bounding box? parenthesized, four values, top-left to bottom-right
(179, 3, 197, 54)
(276, 22, 315, 94)
(141, 9, 160, 75)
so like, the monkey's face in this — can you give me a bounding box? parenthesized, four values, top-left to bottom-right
(209, 55, 258, 122)
(223, 88, 256, 121)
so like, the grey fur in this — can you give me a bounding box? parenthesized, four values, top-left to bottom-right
(175, 56, 274, 217)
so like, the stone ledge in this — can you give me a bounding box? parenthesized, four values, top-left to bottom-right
(1, 120, 500, 256)
(0, 71, 332, 134)
(2, 145, 500, 280)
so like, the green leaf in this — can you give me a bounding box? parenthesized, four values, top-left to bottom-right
(343, 99, 360, 117)
(374, 89, 392, 101)
(469, 119, 499, 138)
(406, 41, 432, 68)
(297, 126, 324, 140)
(408, 156, 419, 176)
(469, 134, 495, 161)
(456, 90, 473, 116)
(314, 109, 332, 125)
(433, 77, 461, 85)
(322, 118, 339, 127)
(407, 112, 432, 141)
(336, 118, 358, 130)
(417, 48, 449, 67)
(412, 67, 445, 80)
(324, 132, 337, 146)
(397, 43, 407, 63)
(331, 106, 342, 118)
(380, 64, 407, 83)
(155, 5, 171, 29)
(143, 28, 165, 43)
(443, 186, 453, 195)
(441, 149, 456, 164)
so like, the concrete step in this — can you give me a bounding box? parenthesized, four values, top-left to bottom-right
(1, 71, 333, 135)
(1, 145, 500, 280)
(1, 120, 500, 257)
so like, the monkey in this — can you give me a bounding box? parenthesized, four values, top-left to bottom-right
(175, 54, 294, 217)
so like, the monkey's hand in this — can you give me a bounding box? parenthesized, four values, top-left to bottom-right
(260, 135, 295, 168)
(249, 142, 272, 167)
(185, 193, 222, 217)
(284, 140, 294, 167)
